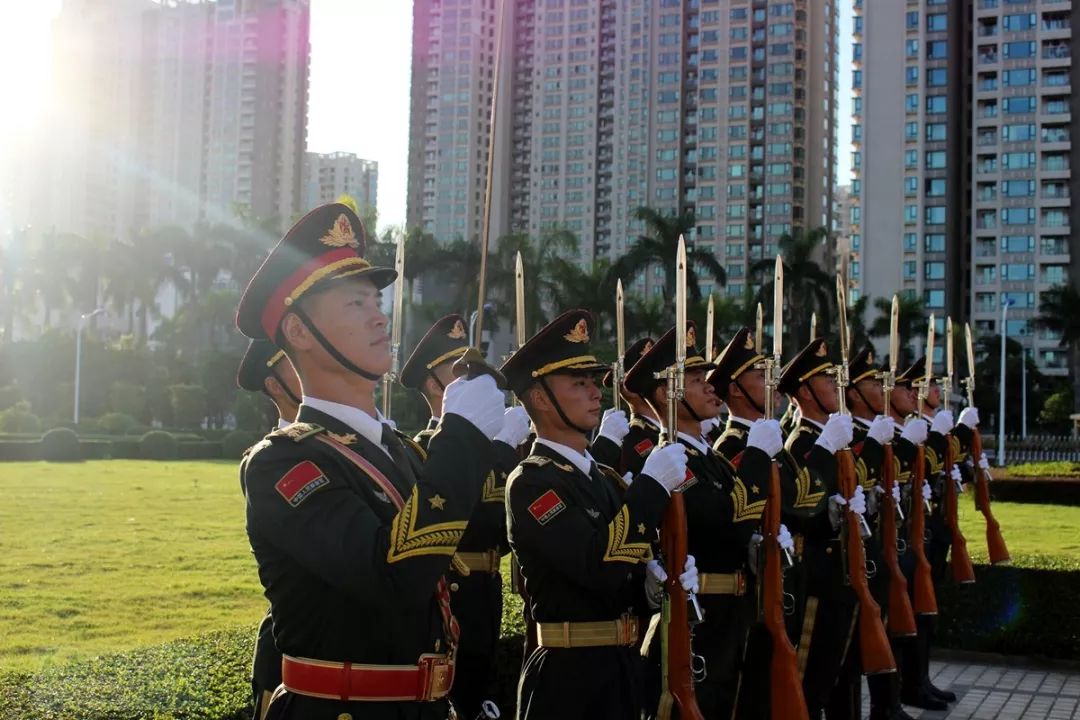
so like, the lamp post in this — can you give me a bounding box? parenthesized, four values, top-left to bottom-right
(998, 297, 1014, 466)
(74, 308, 106, 424)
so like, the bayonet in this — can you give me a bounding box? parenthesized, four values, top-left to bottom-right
(917, 316, 935, 417)
(883, 295, 899, 412)
(964, 322, 976, 407)
(614, 278, 626, 411)
(515, 251, 526, 350)
(705, 294, 715, 363)
(755, 302, 764, 354)
(382, 231, 406, 418)
(944, 317, 955, 414)
(835, 275, 850, 416)
(774, 257, 783, 365)
(810, 312, 818, 342)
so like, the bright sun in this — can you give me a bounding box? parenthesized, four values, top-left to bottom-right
(0, 2, 61, 153)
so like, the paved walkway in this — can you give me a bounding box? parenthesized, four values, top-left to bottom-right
(861, 658, 1080, 719)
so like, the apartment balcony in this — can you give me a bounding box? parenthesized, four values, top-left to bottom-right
(1042, 43, 1071, 61)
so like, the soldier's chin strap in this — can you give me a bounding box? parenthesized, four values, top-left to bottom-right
(733, 377, 767, 417)
(426, 369, 446, 392)
(537, 377, 593, 436)
(852, 383, 883, 418)
(269, 369, 301, 407)
(288, 306, 383, 382)
(805, 381, 833, 418)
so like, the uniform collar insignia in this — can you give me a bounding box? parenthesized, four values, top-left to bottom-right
(326, 431, 357, 445)
(585, 508, 600, 519)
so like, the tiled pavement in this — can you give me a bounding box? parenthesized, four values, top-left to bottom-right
(860, 658, 1080, 719)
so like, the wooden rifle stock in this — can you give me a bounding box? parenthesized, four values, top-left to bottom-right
(762, 461, 809, 720)
(909, 445, 939, 615)
(943, 437, 976, 584)
(657, 492, 705, 720)
(971, 432, 1010, 565)
(881, 443, 917, 637)
(837, 448, 896, 675)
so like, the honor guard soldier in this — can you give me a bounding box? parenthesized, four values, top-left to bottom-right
(627, 323, 788, 719)
(842, 346, 910, 720)
(399, 314, 532, 718)
(605, 337, 661, 476)
(235, 202, 508, 720)
(709, 328, 774, 459)
(890, 359, 957, 711)
(502, 310, 694, 720)
(777, 338, 868, 719)
(237, 339, 302, 720)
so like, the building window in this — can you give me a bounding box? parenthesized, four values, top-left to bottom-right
(924, 290, 945, 309)
(925, 233, 946, 252)
(927, 41, 948, 60)
(927, 13, 947, 32)
(925, 206, 946, 225)
(926, 124, 947, 141)
(925, 151, 947, 169)
(925, 262, 946, 280)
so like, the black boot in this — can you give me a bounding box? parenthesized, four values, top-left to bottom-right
(918, 615, 957, 703)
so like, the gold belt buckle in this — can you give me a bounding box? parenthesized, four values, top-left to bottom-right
(735, 571, 747, 596)
(417, 654, 453, 701)
(619, 614, 637, 645)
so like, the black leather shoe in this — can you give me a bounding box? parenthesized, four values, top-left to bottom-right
(926, 681, 957, 703)
(900, 689, 947, 711)
(892, 707, 917, 720)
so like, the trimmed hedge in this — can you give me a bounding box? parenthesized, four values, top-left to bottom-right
(2, 560, 1077, 720)
(991, 478, 1080, 507)
(40, 428, 80, 462)
(139, 431, 178, 460)
(0, 439, 41, 461)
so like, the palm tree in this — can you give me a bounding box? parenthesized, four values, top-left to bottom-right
(609, 207, 726, 311)
(1035, 284, 1080, 412)
(869, 294, 928, 366)
(750, 227, 833, 354)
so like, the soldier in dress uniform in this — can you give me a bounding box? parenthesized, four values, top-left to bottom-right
(777, 338, 868, 719)
(604, 337, 661, 476)
(237, 339, 302, 720)
(839, 346, 910, 720)
(399, 314, 532, 718)
(709, 328, 773, 460)
(626, 322, 789, 719)
(235, 202, 508, 720)
(502, 309, 695, 720)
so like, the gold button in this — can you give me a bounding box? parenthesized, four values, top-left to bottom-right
(826, 547, 833, 555)
(450, 582, 460, 592)
(337, 714, 352, 720)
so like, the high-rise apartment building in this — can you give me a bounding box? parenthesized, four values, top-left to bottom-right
(853, 0, 1074, 375)
(13, 0, 310, 241)
(304, 152, 379, 214)
(406, 0, 838, 295)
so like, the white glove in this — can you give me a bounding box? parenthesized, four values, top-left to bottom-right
(951, 464, 964, 492)
(922, 479, 932, 502)
(778, 524, 794, 554)
(930, 410, 955, 436)
(598, 408, 630, 445)
(441, 375, 506, 440)
(891, 484, 901, 506)
(901, 417, 929, 445)
(623, 471, 633, 488)
(701, 416, 722, 436)
(828, 493, 848, 529)
(978, 455, 990, 472)
(641, 443, 689, 494)
(867, 415, 895, 445)
(494, 405, 531, 448)
(849, 485, 867, 516)
(679, 555, 699, 594)
(815, 413, 854, 454)
(868, 485, 883, 516)
(747, 419, 783, 458)
(959, 406, 980, 429)
(646, 558, 668, 584)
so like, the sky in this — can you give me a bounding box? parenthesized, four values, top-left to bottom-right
(0, 0, 853, 233)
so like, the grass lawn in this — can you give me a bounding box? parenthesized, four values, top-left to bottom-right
(0, 459, 1077, 677)
(0, 460, 263, 673)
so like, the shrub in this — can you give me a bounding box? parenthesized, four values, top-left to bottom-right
(40, 427, 81, 462)
(139, 430, 178, 460)
(0, 384, 23, 412)
(79, 439, 113, 460)
(109, 382, 146, 420)
(96, 412, 140, 436)
(0, 401, 41, 433)
(169, 384, 207, 429)
(176, 441, 224, 460)
(223, 430, 261, 459)
(0, 439, 41, 461)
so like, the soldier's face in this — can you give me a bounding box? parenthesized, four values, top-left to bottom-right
(735, 367, 781, 414)
(295, 277, 391, 376)
(853, 378, 884, 416)
(805, 373, 838, 413)
(892, 385, 917, 415)
(684, 369, 722, 419)
(547, 373, 602, 430)
(926, 382, 941, 408)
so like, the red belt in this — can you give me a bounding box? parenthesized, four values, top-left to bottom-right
(281, 653, 454, 702)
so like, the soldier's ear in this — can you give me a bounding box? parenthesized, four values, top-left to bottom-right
(280, 312, 314, 353)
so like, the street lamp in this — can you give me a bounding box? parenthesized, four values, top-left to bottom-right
(997, 297, 1014, 466)
(74, 308, 106, 424)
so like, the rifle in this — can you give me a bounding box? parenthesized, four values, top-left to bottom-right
(964, 323, 1011, 565)
(655, 237, 705, 720)
(942, 317, 976, 584)
(759, 256, 809, 720)
(381, 232, 405, 418)
(835, 275, 896, 675)
(909, 319, 939, 615)
(881, 295, 917, 637)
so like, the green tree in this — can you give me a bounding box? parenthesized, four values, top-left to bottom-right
(1035, 284, 1080, 412)
(750, 227, 833, 354)
(869, 294, 928, 367)
(609, 207, 726, 311)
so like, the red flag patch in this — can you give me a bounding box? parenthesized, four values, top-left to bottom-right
(634, 439, 654, 456)
(528, 490, 566, 526)
(676, 468, 698, 492)
(275, 461, 330, 508)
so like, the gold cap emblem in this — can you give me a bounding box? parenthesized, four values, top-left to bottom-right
(564, 318, 590, 343)
(867, 351, 875, 364)
(686, 326, 697, 348)
(744, 333, 755, 350)
(320, 213, 360, 248)
(448, 319, 466, 339)
(816, 342, 828, 357)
